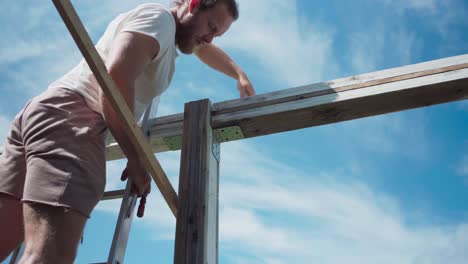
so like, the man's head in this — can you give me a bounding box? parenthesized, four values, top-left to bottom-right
(171, 0, 239, 54)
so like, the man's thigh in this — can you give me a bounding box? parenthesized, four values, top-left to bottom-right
(22, 202, 87, 263)
(20, 87, 107, 217)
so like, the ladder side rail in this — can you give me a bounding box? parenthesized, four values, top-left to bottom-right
(8, 244, 22, 264)
(107, 104, 153, 264)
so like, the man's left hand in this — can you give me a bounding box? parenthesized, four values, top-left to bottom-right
(237, 73, 256, 98)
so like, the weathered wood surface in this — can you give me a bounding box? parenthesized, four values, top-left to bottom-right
(52, 0, 178, 216)
(107, 55, 468, 160)
(174, 99, 219, 264)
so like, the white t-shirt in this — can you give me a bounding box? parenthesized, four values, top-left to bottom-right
(49, 3, 177, 119)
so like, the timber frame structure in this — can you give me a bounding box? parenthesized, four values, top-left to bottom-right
(47, 0, 468, 263)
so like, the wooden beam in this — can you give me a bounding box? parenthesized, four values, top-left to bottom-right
(214, 66, 468, 137)
(52, 0, 178, 217)
(106, 55, 468, 160)
(174, 99, 219, 264)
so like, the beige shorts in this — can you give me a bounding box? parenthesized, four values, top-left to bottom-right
(0, 87, 107, 217)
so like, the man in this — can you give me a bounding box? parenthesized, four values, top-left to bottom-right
(0, 0, 255, 262)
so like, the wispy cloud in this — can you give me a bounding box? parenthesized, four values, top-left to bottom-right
(322, 110, 430, 160)
(218, 141, 468, 263)
(379, 0, 437, 13)
(217, 0, 336, 88)
(97, 140, 468, 263)
(348, 26, 385, 74)
(378, 0, 468, 39)
(347, 23, 422, 74)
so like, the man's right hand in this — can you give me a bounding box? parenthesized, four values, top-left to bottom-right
(121, 161, 151, 196)
(101, 31, 160, 197)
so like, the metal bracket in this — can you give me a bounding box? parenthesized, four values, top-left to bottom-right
(213, 126, 245, 143)
(162, 126, 245, 152)
(212, 143, 220, 162)
(209, 126, 245, 162)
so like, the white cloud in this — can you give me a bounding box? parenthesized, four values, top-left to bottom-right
(348, 23, 422, 74)
(322, 111, 430, 160)
(390, 29, 421, 66)
(221, 207, 310, 256)
(95, 139, 468, 263)
(217, 0, 336, 88)
(378, 0, 468, 38)
(215, 141, 467, 263)
(380, 0, 437, 12)
(349, 26, 385, 74)
(432, 1, 468, 37)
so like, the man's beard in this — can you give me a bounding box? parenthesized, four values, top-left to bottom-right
(176, 18, 197, 54)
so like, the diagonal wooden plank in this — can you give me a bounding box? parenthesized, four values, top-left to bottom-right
(51, 0, 177, 217)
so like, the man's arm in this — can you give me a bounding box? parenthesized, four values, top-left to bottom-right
(99, 31, 159, 195)
(195, 43, 256, 98)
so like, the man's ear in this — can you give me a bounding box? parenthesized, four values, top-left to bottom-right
(189, 0, 201, 13)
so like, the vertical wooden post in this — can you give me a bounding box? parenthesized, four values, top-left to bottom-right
(174, 99, 220, 264)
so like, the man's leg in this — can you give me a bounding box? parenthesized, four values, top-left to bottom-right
(18, 202, 87, 264)
(0, 193, 24, 262)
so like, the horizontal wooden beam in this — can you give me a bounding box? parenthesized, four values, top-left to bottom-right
(52, 0, 178, 217)
(107, 54, 468, 161)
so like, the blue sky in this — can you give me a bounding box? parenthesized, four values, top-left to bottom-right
(2, 0, 468, 263)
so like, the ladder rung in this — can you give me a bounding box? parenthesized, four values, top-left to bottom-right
(102, 189, 125, 201)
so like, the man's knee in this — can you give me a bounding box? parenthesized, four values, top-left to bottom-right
(21, 202, 85, 264)
(20, 249, 76, 264)
(20, 241, 77, 264)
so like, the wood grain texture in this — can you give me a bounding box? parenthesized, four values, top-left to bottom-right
(52, 0, 178, 216)
(106, 55, 468, 160)
(211, 58, 468, 115)
(213, 68, 468, 137)
(174, 99, 219, 264)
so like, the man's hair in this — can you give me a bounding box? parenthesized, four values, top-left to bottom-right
(172, 0, 239, 20)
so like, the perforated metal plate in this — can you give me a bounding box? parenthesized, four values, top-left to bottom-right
(213, 126, 245, 142)
(162, 126, 245, 151)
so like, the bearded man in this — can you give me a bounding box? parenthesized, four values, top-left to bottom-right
(0, 0, 254, 263)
